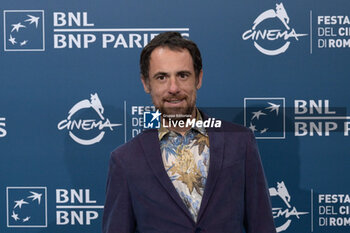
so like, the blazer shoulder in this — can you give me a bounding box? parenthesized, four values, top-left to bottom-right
(110, 129, 156, 162)
(200, 110, 252, 137)
(221, 120, 256, 146)
(220, 120, 251, 133)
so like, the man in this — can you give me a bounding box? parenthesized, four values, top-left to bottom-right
(103, 32, 276, 233)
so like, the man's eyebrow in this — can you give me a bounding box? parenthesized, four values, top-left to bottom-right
(177, 70, 192, 75)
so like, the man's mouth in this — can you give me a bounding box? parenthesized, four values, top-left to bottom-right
(166, 99, 183, 104)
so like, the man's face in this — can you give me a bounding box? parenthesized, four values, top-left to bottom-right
(141, 47, 203, 118)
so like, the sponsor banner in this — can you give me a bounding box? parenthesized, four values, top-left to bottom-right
(4, 10, 45, 51)
(1, 1, 349, 233)
(242, 2, 350, 54)
(6, 187, 103, 228)
(56, 189, 103, 226)
(317, 193, 350, 227)
(3, 10, 189, 51)
(244, 98, 286, 139)
(53, 12, 189, 49)
(6, 187, 47, 228)
(57, 93, 122, 145)
(244, 98, 349, 139)
(317, 15, 350, 49)
(294, 99, 350, 136)
(242, 2, 307, 55)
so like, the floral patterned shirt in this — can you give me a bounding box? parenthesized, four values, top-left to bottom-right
(158, 109, 210, 222)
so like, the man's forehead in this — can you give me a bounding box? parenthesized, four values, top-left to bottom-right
(150, 46, 190, 58)
(149, 47, 194, 71)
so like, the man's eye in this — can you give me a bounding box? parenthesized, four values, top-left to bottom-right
(157, 75, 166, 80)
(179, 73, 189, 78)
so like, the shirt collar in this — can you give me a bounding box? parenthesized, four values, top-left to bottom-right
(158, 108, 208, 140)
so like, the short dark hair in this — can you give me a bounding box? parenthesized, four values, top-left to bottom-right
(140, 32, 202, 80)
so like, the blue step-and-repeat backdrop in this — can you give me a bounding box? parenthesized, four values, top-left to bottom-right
(1, 0, 349, 232)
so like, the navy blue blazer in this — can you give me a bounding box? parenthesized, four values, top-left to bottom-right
(103, 118, 276, 233)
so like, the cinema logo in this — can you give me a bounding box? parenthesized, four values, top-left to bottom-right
(242, 3, 307, 55)
(294, 99, 350, 136)
(269, 181, 308, 232)
(0, 117, 6, 137)
(56, 189, 103, 225)
(57, 93, 122, 145)
(53, 12, 189, 49)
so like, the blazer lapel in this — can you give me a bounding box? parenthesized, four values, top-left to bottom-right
(196, 115, 225, 222)
(138, 129, 195, 222)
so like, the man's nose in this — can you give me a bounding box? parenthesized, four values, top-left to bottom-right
(168, 76, 180, 94)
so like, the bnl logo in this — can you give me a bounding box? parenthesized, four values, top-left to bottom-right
(244, 98, 285, 139)
(143, 110, 161, 129)
(6, 187, 47, 228)
(3, 10, 45, 51)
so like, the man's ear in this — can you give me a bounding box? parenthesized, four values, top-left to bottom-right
(196, 70, 203, 90)
(141, 76, 151, 93)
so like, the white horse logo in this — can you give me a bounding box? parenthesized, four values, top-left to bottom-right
(269, 181, 291, 208)
(269, 181, 308, 232)
(253, 3, 290, 30)
(68, 93, 105, 120)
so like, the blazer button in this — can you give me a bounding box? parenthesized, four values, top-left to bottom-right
(195, 227, 201, 233)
